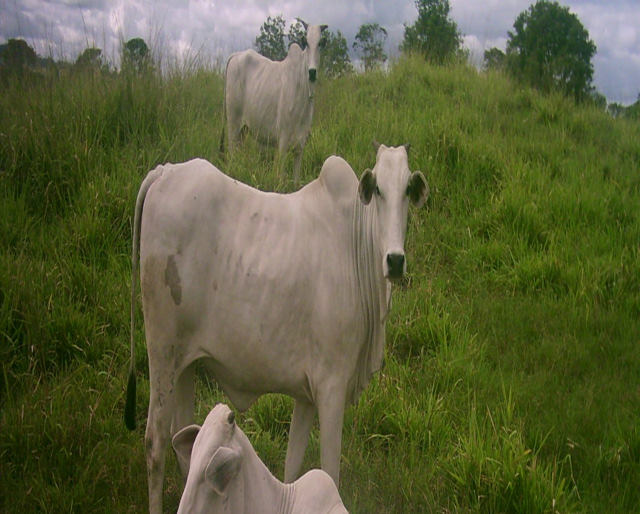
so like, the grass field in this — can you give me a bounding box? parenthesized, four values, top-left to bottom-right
(1, 56, 639, 512)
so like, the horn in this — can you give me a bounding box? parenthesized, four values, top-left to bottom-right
(403, 143, 411, 154)
(296, 18, 309, 31)
(320, 24, 328, 32)
(372, 140, 381, 153)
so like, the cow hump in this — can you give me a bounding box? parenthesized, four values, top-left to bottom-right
(318, 156, 357, 205)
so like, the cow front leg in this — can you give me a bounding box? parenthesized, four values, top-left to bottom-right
(317, 385, 346, 487)
(285, 399, 316, 482)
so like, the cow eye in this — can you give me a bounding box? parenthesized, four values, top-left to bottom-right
(375, 185, 381, 197)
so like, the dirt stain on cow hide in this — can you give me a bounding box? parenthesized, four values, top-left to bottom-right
(164, 255, 182, 305)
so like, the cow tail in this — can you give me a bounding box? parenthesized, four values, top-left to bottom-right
(125, 166, 165, 431)
(219, 101, 226, 157)
(219, 58, 228, 157)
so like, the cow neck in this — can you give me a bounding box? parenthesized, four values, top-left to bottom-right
(349, 196, 390, 404)
(241, 444, 295, 514)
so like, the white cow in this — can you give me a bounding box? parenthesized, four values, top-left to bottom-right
(172, 403, 349, 513)
(125, 143, 429, 514)
(223, 20, 328, 186)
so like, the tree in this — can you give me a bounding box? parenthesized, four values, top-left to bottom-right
(506, 0, 596, 101)
(353, 23, 388, 71)
(75, 47, 104, 69)
(483, 47, 506, 71)
(401, 0, 462, 64)
(627, 97, 640, 120)
(255, 14, 287, 61)
(123, 37, 153, 74)
(0, 38, 37, 74)
(321, 30, 353, 78)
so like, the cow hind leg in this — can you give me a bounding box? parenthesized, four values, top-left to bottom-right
(145, 375, 176, 514)
(171, 363, 196, 480)
(284, 399, 316, 483)
(292, 147, 304, 187)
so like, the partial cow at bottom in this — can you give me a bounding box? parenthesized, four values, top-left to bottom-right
(172, 403, 348, 513)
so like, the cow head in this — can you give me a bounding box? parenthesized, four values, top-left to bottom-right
(359, 142, 429, 282)
(173, 404, 244, 513)
(297, 18, 328, 83)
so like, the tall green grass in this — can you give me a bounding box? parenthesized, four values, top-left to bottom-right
(1, 56, 638, 512)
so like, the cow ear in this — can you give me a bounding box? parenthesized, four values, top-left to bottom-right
(205, 447, 243, 495)
(359, 169, 376, 205)
(372, 140, 381, 154)
(172, 424, 201, 475)
(407, 171, 429, 208)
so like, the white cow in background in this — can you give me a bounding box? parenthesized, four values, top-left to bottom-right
(172, 403, 349, 513)
(223, 19, 328, 186)
(125, 143, 429, 514)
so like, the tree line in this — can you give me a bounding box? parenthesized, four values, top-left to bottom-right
(1, 0, 638, 117)
(0, 36, 153, 77)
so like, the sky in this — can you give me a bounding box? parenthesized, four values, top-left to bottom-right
(1, 0, 639, 105)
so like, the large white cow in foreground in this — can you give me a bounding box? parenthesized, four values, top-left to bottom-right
(224, 20, 328, 185)
(172, 403, 348, 513)
(125, 143, 429, 514)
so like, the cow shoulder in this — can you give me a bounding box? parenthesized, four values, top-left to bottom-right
(317, 156, 358, 209)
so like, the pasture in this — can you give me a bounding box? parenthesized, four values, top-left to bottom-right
(1, 56, 639, 512)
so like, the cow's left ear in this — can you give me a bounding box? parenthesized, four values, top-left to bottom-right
(172, 424, 201, 475)
(359, 169, 377, 205)
(407, 171, 429, 208)
(205, 447, 243, 495)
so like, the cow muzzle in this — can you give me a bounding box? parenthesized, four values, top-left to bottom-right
(385, 252, 406, 282)
(308, 68, 317, 82)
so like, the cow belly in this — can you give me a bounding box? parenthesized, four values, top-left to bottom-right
(152, 250, 325, 406)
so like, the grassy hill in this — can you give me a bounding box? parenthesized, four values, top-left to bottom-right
(1, 56, 638, 512)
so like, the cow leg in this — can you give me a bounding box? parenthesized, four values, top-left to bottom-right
(292, 147, 303, 187)
(317, 385, 346, 487)
(171, 363, 196, 480)
(284, 399, 316, 483)
(226, 111, 243, 156)
(145, 372, 176, 514)
(276, 145, 288, 181)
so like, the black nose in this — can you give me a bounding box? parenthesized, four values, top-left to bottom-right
(309, 68, 317, 82)
(387, 253, 405, 279)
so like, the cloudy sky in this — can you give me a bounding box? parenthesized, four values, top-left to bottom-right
(2, 0, 639, 104)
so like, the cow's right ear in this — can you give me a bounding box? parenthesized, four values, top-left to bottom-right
(172, 424, 201, 475)
(205, 447, 243, 495)
(359, 169, 376, 205)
